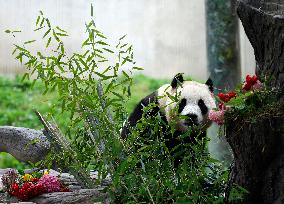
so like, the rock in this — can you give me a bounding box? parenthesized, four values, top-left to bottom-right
(30, 189, 110, 204)
(0, 126, 50, 163)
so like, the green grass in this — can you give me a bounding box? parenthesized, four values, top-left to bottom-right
(0, 74, 169, 169)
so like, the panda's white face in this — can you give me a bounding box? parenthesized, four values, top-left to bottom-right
(176, 81, 216, 130)
(158, 79, 216, 132)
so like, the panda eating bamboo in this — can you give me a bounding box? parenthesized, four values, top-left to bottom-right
(121, 73, 216, 167)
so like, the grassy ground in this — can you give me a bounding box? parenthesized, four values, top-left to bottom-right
(0, 74, 170, 169)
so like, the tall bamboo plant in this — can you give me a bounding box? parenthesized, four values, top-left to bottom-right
(8, 5, 140, 185)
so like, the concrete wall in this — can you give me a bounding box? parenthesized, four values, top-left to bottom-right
(0, 0, 254, 80)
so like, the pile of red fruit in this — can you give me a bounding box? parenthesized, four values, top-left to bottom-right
(242, 75, 262, 91)
(10, 180, 45, 201)
(2, 170, 69, 201)
(209, 74, 262, 126)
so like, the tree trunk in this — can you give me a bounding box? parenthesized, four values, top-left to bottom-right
(205, 0, 241, 91)
(227, 1, 284, 203)
(205, 0, 241, 165)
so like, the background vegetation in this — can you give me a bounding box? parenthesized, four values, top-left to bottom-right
(0, 74, 168, 169)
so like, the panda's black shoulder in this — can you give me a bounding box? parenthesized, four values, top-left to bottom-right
(128, 91, 159, 124)
(141, 91, 158, 106)
(121, 91, 159, 138)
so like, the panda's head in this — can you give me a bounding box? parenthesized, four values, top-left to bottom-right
(158, 73, 216, 132)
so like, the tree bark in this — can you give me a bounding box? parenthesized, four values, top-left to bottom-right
(237, 0, 284, 91)
(227, 1, 284, 203)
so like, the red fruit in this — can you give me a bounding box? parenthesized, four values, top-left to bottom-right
(245, 75, 258, 86)
(251, 75, 258, 82)
(219, 91, 237, 102)
(11, 183, 19, 191)
(218, 103, 224, 110)
(10, 183, 20, 196)
(10, 182, 45, 201)
(31, 178, 39, 183)
(218, 93, 226, 102)
(242, 82, 251, 91)
(227, 91, 237, 98)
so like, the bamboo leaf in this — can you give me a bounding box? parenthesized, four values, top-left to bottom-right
(56, 32, 68, 37)
(102, 66, 111, 74)
(133, 66, 144, 70)
(102, 48, 114, 53)
(14, 45, 28, 52)
(79, 58, 88, 70)
(97, 33, 107, 39)
(94, 72, 113, 80)
(56, 26, 67, 33)
(46, 18, 51, 28)
(120, 43, 127, 49)
(36, 16, 41, 26)
(91, 3, 94, 17)
(34, 26, 44, 31)
(121, 56, 130, 66)
(40, 18, 45, 27)
(111, 91, 124, 100)
(43, 28, 51, 39)
(46, 37, 52, 48)
(60, 44, 65, 54)
(119, 34, 127, 41)
(82, 38, 89, 47)
(53, 29, 60, 42)
(122, 71, 130, 79)
(94, 49, 103, 53)
(12, 47, 18, 55)
(96, 41, 108, 46)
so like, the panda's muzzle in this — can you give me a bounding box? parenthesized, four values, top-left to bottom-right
(184, 114, 198, 126)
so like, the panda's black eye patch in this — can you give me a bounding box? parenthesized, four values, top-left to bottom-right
(178, 98, 187, 113)
(198, 99, 208, 115)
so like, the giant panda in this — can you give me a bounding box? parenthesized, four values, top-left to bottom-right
(121, 73, 216, 167)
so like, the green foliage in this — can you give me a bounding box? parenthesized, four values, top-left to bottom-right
(225, 84, 282, 128)
(111, 102, 233, 203)
(0, 153, 27, 172)
(6, 7, 244, 202)
(0, 76, 69, 129)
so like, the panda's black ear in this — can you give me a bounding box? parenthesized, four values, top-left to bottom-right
(171, 73, 184, 89)
(205, 78, 214, 92)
